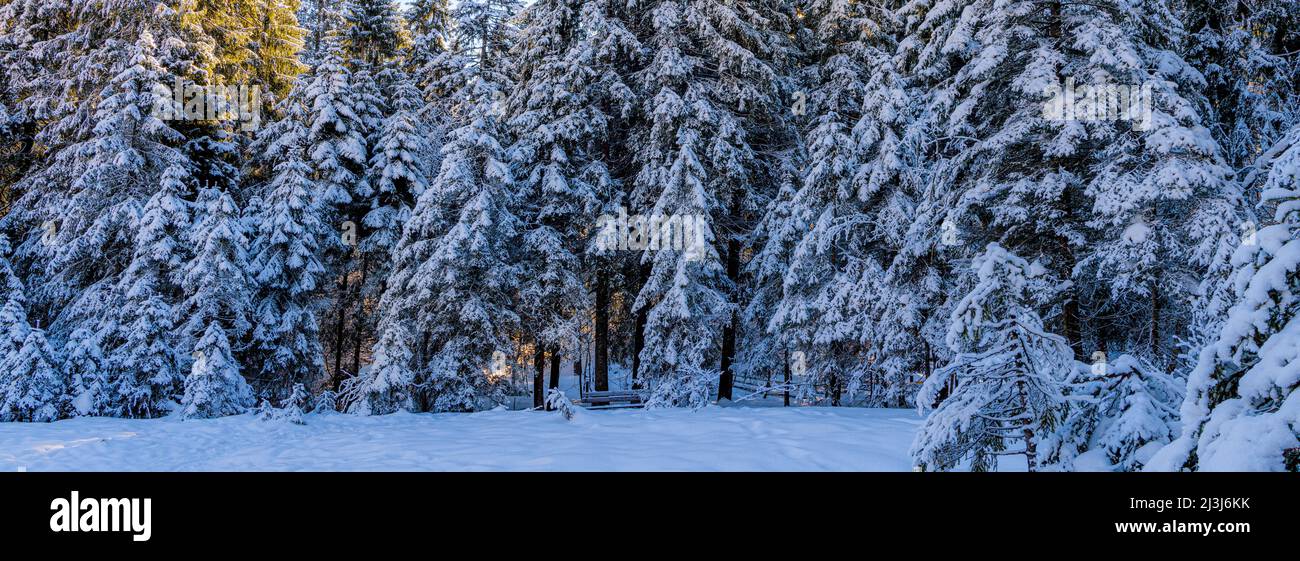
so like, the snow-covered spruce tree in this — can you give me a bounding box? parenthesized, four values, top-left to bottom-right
(183, 125, 244, 203)
(336, 68, 434, 383)
(352, 2, 522, 414)
(892, 0, 1240, 371)
(0, 327, 65, 422)
(626, 0, 798, 406)
(62, 327, 109, 417)
(363, 74, 433, 265)
(762, 0, 931, 406)
(550, 0, 641, 393)
(1148, 125, 1300, 472)
(409, 0, 520, 129)
(0, 236, 46, 421)
(314, 388, 339, 414)
(302, 37, 369, 216)
(1043, 354, 1182, 471)
(449, 0, 522, 87)
(1181, 0, 1300, 373)
(506, 0, 613, 387)
(247, 85, 331, 398)
(0, 1, 184, 205)
(301, 37, 378, 385)
(350, 67, 387, 143)
(355, 94, 522, 414)
(1180, 0, 1299, 174)
(180, 0, 257, 85)
(405, 0, 452, 78)
(343, 0, 404, 67)
(1075, 6, 1242, 366)
(3, 26, 189, 349)
(178, 0, 305, 112)
(109, 290, 185, 418)
(350, 321, 417, 413)
(276, 383, 309, 424)
(181, 321, 255, 419)
(177, 187, 256, 417)
(912, 244, 1074, 472)
(0, 11, 205, 418)
(299, 0, 347, 63)
(104, 163, 192, 418)
(171, 0, 253, 201)
(179, 187, 254, 350)
(0, 0, 30, 195)
(0, 294, 30, 369)
(0, 234, 28, 355)
(407, 0, 451, 44)
(250, 0, 310, 104)
(254, 396, 276, 420)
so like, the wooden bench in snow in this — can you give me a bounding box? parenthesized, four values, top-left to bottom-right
(578, 390, 645, 410)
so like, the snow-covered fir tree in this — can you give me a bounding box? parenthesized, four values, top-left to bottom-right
(0, 234, 28, 357)
(280, 382, 310, 424)
(0, 327, 64, 422)
(355, 94, 522, 414)
(302, 37, 369, 214)
(363, 74, 433, 264)
(62, 327, 109, 417)
(181, 321, 255, 419)
(247, 84, 331, 398)
(344, 0, 404, 67)
(912, 244, 1074, 471)
(1181, 0, 1300, 173)
(406, 0, 452, 78)
(1181, 0, 1300, 374)
(4, 27, 189, 346)
(1148, 124, 1300, 472)
(449, 0, 522, 88)
(104, 163, 192, 418)
(250, 0, 310, 103)
(505, 0, 611, 390)
(299, 0, 347, 62)
(1044, 354, 1182, 471)
(763, 0, 930, 406)
(889, 0, 1242, 375)
(0, 0, 1293, 479)
(179, 187, 255, 351)
(627, 0, 799, 406)
(0, 235, 52, 421)
(352, 0, 523, 414)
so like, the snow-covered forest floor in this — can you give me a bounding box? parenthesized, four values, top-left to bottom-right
(0, 406, 923, 472)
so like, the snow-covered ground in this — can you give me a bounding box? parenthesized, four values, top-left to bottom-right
(0, 405, 923, 471)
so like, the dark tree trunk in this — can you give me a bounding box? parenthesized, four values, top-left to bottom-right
(1016, 377, 1039, 473)
(1015, 335, 1040, 472)
(594, 271, 609, 392)
(632, 302, 647, 388)
(332, 268, 350, 386)
(351, 254, 369, 378)
(783, 349, 791, 407)
(719, 325, 736, 401)
(631, 261, 649, 388)
(533, 345, 545, 410)
(718, 236, 740, 401)
(549, 348, 560, 390)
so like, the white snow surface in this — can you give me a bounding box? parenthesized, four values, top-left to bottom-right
(0, 406, 923, 471)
